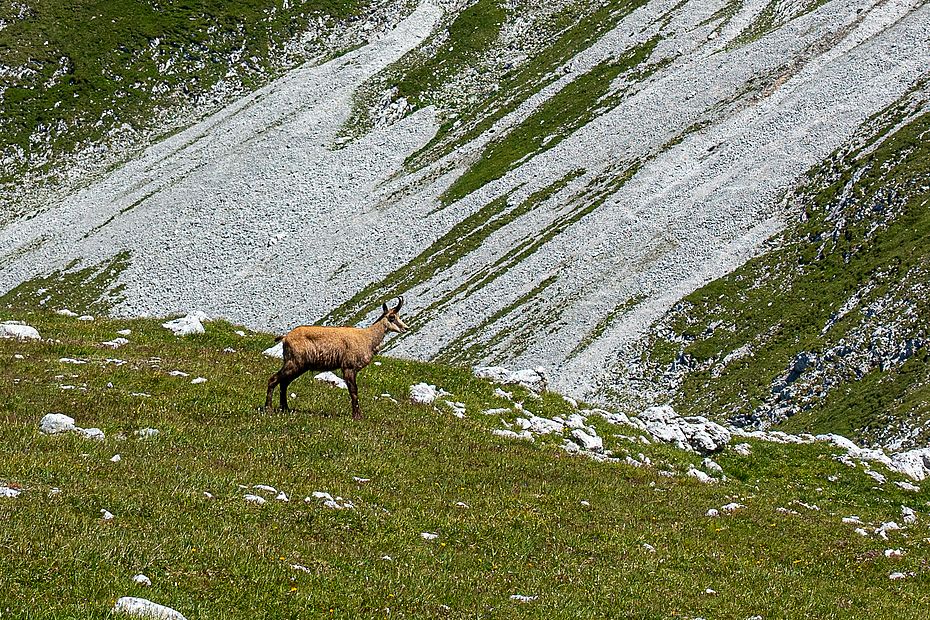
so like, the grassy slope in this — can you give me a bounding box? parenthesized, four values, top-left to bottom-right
(636, 88, 930, 444)
(2, 304, 929, 618)
(345, 0, 650, 170)
(0, 0, 373, 188)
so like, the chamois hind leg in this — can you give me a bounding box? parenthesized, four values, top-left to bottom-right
(265, 371, 281, 411)
(343, 368, 361, 420)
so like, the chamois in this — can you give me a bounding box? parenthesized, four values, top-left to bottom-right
(265, 297, 408, 419)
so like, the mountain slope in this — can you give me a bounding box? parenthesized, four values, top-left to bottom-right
(1, 0, 929, 445)
(630, 83, 930, 449)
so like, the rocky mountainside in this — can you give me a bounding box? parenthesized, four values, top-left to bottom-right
(1, 0, 929, 446)
(631, 83, 930, 450)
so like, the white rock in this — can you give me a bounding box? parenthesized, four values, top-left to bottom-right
(117, 329, 132, 336)
(842, 516, 863, 525)
(112, 597, 187, 620)
(638, 406, 731, 454)
(409, 382, 445, 404)
(875, 521, 901, 540)
(889, 572, 907, 580)
(56, 308, 78, 317)
(323, 498, 355, 510)
(625, 456, 643, 467)
(443, 400, 466, 418)
(135, 428, 160, 438)
(253, 484, 277, 494)
(77, 315, 95, 322)
(705, 509, 720, 517)
(0, 321, 41, 341)
(864, 469, 886, 484)
(102, 337, 130, 349)
(687, 466, 716, 484)
(190, 377, 207, 384)
(40, 413, 76, 435)
(474, 366, 548, 393)
(101, 509, 115, 520)
(315, 371, 347, 389)
(580, 500, 590, 507)
(509, 594, 538, 602)
(571, 429, 603, 453)
(564, 413, 587, 429)
(244, 494, 266, 505)
(161, 312, 207, 336)
(263, 342, 284, 358)
(203, 492, 214, 499)
(311, 491, 333, 501)
(291, 563, 311, 573)
(732, 443, 752, 456)
(517, 415, 563, 435)
(0, 486, 22, 498)
(77, 427, 105, 441)
(132, 574, 152, 587)
(420, 532, 438, 540)
(493, 388, 513, 400)
(643, 543, 656, 553)
(884, 549, 904, 558)
(111, 454, 122, 463)
(702, 458, 723, 474)
(704, 588, 717, 596)
(167, 370, 189, 377)
(721, 503, 744, 513)
(276, 491, 289, 502)
(353, 477, 371, 483)
(889, 448, 930, 481)
(59, 357, 86, 364)
(895, 480, 920, 492)
(482, 407, 510, 416)
(491, 428, 532, 440)
(901, 506, 917, 524)
(854, 527, 869, 536)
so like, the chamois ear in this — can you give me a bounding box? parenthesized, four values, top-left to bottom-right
(394, 296, 404, 312)
(382, 302, 389, 315)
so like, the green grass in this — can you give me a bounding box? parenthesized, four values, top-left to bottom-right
(355, 0, 650, 173)
(395, 0, 506, 105)
(635, 86, 930, 443)
(0, 252, 131, 316)
(0, 0, 374, 188)
(2, 308, 930, 618)
(440, 37, 662, 206)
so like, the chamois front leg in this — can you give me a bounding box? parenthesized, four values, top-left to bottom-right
(270, 360, 301, 413)
(343, 367, 361, 420)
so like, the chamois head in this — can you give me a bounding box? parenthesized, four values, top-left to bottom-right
(380, 296, 408, 333)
